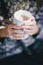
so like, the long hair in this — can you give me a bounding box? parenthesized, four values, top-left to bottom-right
(0, 0, 11, 18)
(36, 0, 43, 11)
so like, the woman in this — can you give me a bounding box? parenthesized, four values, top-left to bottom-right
(0, 0, 41, 65)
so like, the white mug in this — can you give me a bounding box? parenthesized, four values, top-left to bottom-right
(13, 10, 36, 39)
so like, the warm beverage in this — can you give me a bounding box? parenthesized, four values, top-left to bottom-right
(13, 10, 33, 25)
(21, 15, 29, 21)
(13, 10, 36, 39)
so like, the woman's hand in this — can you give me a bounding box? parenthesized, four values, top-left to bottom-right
(22, 24, 39, 35)
(8, 24, 26, 39)
(21, 17, 39, 35)
(8, 17, 39, 40)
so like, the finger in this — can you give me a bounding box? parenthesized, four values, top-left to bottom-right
(31, 16, 35, 21)
(9, 33, 27, 40)
(25, 21, 36, 26)
(10, 30, 24, 34)
(13, 34, 27, 37)
(22, 22, 38, 30)
(21, 25, 36, 30)
(23, 28, 37, 35)
(31, 16, 36, 24)
(24, 25, 39, 35)
(8, 24, 23, 30)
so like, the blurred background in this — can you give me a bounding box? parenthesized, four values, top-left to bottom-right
(0, 0, 43, 65)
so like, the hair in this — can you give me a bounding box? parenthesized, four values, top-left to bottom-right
(0, 0, 11, 18)
(36, 0, 43, 10)
(0, 0, 43, 18)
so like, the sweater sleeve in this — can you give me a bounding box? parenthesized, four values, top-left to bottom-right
(0, 26, 8, 37)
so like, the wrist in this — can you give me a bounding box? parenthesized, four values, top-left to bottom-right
(0, 27, 8, 37)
